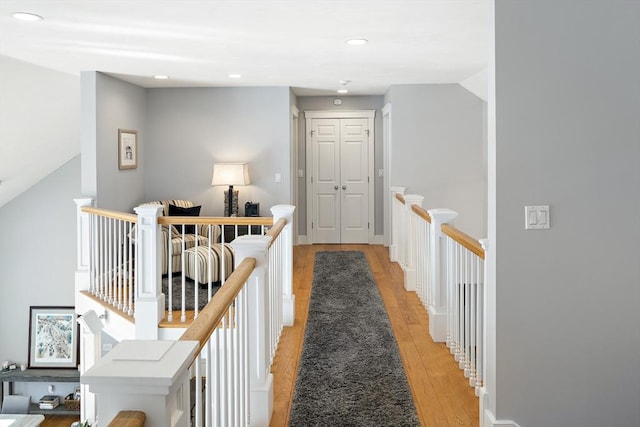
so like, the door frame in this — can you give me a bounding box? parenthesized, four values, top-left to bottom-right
(304, 110, 376, 244)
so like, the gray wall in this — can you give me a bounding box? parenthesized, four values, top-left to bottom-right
(0, 156, 81, 398)
(81, 72, 147, 212)
(296, 96, 385, 236)
(386, 84, 486, 238)
(145, 87, 291, 215)
(494, 1, 640, 425)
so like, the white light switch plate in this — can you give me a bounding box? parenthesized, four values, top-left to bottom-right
(525, 205, 550, 229)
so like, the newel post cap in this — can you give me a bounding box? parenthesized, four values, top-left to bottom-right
(427, 208, 458, 224)
(403, 194, 424, 208)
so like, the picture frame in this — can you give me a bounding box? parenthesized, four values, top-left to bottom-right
(118, 128, 138, 170)
(28, 306, 78, 369)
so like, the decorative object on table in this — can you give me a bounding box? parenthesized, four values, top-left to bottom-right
(28, 306, 79, 369)
(118, 128, 138, 170)
(245, 201, 260, 217)
(1, 361, 17, 373)
(211, 162, 250, 217)
(64, 392, 80, 410)
(38, 394, 60, 410)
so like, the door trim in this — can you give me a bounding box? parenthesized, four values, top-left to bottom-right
(305, 110, 376, 244)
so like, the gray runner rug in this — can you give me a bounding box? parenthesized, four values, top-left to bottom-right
(289, 251, 420, 427)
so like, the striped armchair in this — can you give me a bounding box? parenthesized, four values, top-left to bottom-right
(138, 200, 222, 275)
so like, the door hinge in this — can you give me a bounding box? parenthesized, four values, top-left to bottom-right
(311, 176, 313, 183)
(310, 130, 315, 136)
(368, 222, 370, 229)
(366, 129, 370, 136)
(367, 176, 370, 183)
(312, 222, 314, 229)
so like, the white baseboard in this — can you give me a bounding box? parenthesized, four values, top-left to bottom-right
(371, 235, 384, 245)
(404, 267, 416, 292)
(427, 305, 447, 342)
(483, 408, 520, 427)
(283, 295, 295, 326)
(297, 235, 307, 245)
(250, 374, 274, 427)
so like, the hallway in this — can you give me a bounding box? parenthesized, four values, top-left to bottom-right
(270, 244, 478, 427)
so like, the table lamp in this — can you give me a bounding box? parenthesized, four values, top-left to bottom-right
(211, 163, 250, 216)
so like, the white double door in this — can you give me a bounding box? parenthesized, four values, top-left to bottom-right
(308, 115, 372, 244)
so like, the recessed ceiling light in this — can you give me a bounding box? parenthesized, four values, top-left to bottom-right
(12, 12, 43, 22)
(337, 89, 348, 94)
(228, 73, 243, 79)
(153, 75, 169, 80)
(346, 39, 368, 46)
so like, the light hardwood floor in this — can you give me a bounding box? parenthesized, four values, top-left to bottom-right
(270, 244, 478, 427)
(41, 244, 477, 427)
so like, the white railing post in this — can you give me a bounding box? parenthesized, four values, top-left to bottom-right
(270, 205, 296, 326)
(133, 204, 165, 340)
(75, 198, 94, 293)
(389, 186, 406, 262)
(426, 208, 458, 342)
(231, 236, 273, 427)
(81, 339, 198, 427)
(403, 195, 424, 292)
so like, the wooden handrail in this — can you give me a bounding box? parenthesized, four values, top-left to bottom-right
(108, 411, 146, 427)
(411, 205, 431, 223)
(265, 218, 286, 247)
(81, 206, 137, 223)
(441, 224, 485, 259)
(159, 216, 273, 226)
(179, 257, 256, 354)
(395, 193, 406, 205)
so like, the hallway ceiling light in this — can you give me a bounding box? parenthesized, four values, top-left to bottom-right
(153, 75, 169, 79)
(12, 12, 43, 21)
(346, 39, 368, 46)
(228, 73, 242, 78)
(337, 89, 348, 94)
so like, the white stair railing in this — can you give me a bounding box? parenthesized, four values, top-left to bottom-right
(387, 189, 486, 394)
(442, 224, 486, 395)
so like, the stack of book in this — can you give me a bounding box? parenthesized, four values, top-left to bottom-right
(39, 394, 59, 410)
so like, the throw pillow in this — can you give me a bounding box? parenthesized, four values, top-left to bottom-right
(168, 204, 201, 234)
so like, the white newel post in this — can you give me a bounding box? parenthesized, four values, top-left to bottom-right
(426, 208, 458, 342)
(270, 204, 296, 326)
(74, 198, 93, 293)
(403, 195, 424, 292)
(81, 340, 198, 427)
(231, 236, 273, 427)
(133, 204, 165, 339)
(389, 186, 406, 262)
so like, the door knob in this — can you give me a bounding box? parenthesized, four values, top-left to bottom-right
(334, 185, 339, 190)
(342, 185, 347, 190)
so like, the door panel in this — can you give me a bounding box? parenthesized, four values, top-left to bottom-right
(340, 119, 369, 243)
(311, 117, 369, 244)
(312, 119, 340, 243)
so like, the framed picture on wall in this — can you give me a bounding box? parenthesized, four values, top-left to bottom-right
(28, 306, 79, 369)
(118, 128, 138, 170)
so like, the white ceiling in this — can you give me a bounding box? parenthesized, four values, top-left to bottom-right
(0, 0, 488, 95)
(0, 0, 488, 208)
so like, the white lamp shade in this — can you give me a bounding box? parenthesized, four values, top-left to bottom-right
(211, 163, 250, 186)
